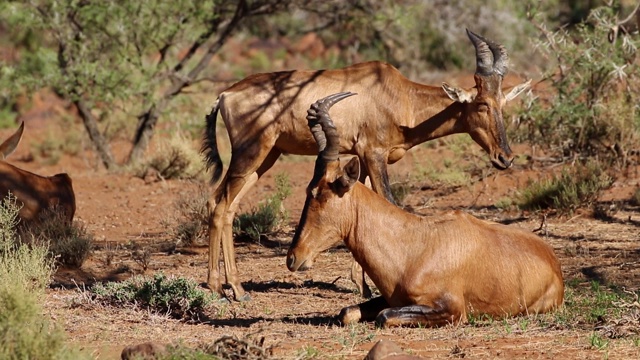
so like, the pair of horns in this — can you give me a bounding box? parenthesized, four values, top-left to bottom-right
(307, 92, 356, 163)
(466, 29, 508, 77)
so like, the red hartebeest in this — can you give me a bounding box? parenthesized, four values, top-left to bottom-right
(286, 92, 564, 327)
(0, 122, 76, 224)
(203, 29, 530, 300)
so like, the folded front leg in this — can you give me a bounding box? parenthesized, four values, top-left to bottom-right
(338, 296, 389, 325)
(376, 303, 462, 328)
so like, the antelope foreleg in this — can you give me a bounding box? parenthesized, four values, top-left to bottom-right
(362, 152, 395, 205)
(338, 296, 389, 325)
(375, 304, 461, 328)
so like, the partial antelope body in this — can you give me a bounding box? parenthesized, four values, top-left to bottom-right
(203, 29, 530, 301)
(286, 93, 564, 327)
(0, 122, 76, 224)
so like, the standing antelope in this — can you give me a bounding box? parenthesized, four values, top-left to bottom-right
(203, 29, 530, 301)
(0, 122, 76, 224)
(286, 92, 564, 327)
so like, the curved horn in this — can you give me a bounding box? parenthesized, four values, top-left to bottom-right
(466, 29, 509, 77)
(489, 40, 508, 77)
(307, 92, 357, 162)
(466, 29, 494, 76)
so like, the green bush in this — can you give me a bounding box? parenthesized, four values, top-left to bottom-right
(233, 172, 291, 241)
(517, 161, 613, 214)
(92, 273, 216, 321)
(168, 185, 210, 247)
(516, 4, 640, 160)
(632, 187, 640, 206)
(19, 210, 94, 268)
(390, 181, 412, 206)
(135, 135, 207, 181)
(0, 195, 90, 360)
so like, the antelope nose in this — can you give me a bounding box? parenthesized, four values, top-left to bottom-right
(498, 154, 512, 168)
(286, 253, 296, 271)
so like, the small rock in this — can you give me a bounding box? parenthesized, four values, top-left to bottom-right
(365, 340, 424, 360)
(121, 342, 167, 360)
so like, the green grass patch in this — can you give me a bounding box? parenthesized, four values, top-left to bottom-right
(414, 159, 470, 188)
(91, 273, 216, 321)
(516, 161, 613, 214)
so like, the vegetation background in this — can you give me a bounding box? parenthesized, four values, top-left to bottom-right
(0, 0, 639, 359)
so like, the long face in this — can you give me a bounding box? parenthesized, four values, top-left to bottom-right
(466, 74, 513, 170)
(457, 29, 526, 170)
(286, 159, 359, 272)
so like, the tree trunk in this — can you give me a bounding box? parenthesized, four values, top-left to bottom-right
(129, 102, 164, 164)
(75, 99, 116, 169)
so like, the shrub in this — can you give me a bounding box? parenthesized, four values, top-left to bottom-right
(0, 194, 90, 360)
(92, 273, 216, 321)
(233, 172, 291, 241)
(166, 185, 210, 247)
(517, 161, 614, 214)
(632, 187, 640, 206)
(0, 195, 53, 294)
(390, 181, 412, 206)
(515, 4, 640, 160)
(19, 210, 94, 268)
(135, 135, 207, 181)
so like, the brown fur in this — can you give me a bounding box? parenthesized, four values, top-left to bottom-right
(0, 123, 75, 224)
(203, 32, 530, 300)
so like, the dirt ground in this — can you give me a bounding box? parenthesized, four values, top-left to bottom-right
(4, 107, 640, 359)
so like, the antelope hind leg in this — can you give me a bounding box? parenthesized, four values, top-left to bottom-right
(206, 194, 227, 300)
(221, 172, 259, 302)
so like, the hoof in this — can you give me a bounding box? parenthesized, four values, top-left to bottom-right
(236, 292, 252, 302)
(217, 297, 231, 304)
(338, 305, 361, 325)
(375, 311, 390, 328)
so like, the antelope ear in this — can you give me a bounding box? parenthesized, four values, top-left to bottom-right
(334, 157, 360, 195)
(505, 79, 532, 102)
(0, 121, 24, 159)
(442, 83, 476, 103)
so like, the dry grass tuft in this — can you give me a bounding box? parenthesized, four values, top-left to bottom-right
(200, 334, 274, 360)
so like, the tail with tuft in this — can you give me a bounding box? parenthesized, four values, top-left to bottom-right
(201, 97, 224, 185)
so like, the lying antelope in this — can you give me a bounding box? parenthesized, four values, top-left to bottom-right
(0, 122, 76, 224)
(286, 92, 564, 327)
(203, 29, 530, 301)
